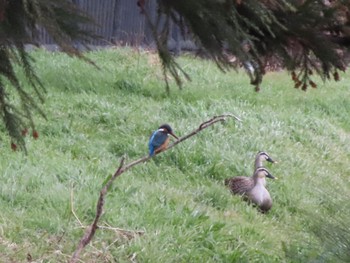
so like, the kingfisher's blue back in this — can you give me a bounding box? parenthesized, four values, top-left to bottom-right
(149, 129, 168, 156)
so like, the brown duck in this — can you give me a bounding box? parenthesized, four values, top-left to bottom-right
(254, 151, 276, 169)
(225, 151, 276, 194)
(225, 167, 276, 213)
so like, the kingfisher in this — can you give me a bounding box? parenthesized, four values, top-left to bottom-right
(148, 124, 178, 156)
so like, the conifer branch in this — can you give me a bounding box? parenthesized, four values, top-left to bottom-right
(69, 114, 241, 263)
(0, 0, 97, 151)
(138, 1, 191, 93)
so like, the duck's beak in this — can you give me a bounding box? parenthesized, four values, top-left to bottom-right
(266, 172, 276, 180)
(267, 157, 276, 163)
(170, 132, 179, 140)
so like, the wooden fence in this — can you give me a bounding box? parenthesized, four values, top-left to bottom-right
(38, 0, 196, 51)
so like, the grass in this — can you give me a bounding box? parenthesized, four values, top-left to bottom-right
(1, 47, 350, 262)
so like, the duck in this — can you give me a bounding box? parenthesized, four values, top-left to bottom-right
(225, 167, 276, 213)
(224, 151, 275, 194)
(244, 167, 276, 212)
(254, 151, 276, 169)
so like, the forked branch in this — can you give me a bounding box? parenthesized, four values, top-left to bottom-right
(69, 114, 241, 263)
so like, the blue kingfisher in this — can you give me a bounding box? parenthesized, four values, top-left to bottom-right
(148, 124, 178, 156)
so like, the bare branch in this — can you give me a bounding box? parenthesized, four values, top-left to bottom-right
(167, 114, 242, 151)
(69, 114, 241, 263)
(71, 186, 144, 238)
(70, 158, 125, 263)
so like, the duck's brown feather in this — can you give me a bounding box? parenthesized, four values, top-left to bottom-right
(225, 176, 255, 195)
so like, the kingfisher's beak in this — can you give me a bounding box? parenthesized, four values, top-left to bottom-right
(170, 132, 179, 140)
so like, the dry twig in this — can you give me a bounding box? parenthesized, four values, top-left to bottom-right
(69, 114, 241, 263)
(70, 186, 145, 237)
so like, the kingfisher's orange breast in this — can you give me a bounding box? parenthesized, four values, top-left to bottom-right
(155, 137, 170, 153)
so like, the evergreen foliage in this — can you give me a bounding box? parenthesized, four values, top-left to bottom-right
(0, 0, 96, 151)
(146, 0, 350, 90)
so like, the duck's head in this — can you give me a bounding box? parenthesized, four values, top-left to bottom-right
(158, 124, 178, 139)
(254, 167, 276, 180)
(257, 151, 276, 164)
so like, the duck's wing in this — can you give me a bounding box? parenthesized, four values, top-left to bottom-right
(225, 176, 254, 195)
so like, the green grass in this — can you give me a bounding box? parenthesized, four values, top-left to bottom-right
(1, 47, 350, 262)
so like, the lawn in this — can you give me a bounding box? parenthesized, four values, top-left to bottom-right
(1, 48, 350, 262)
